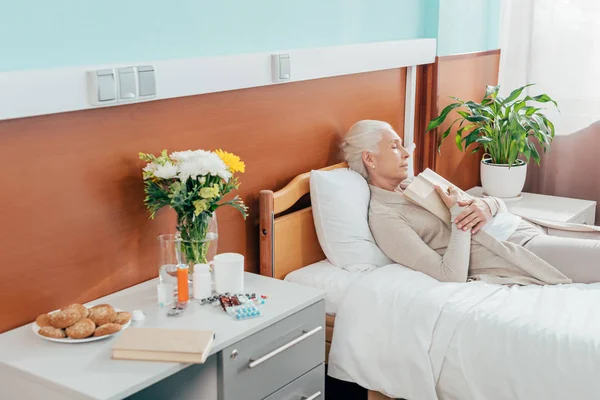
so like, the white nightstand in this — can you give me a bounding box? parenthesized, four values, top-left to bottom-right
(0, 273, 326, 400)
(467, 187, 597, 225)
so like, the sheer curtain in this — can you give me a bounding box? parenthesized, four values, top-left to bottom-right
(499, 0, 600, 223)
(499, 0, 600, 136)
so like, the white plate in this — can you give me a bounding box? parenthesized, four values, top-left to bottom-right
(32, 308, 131, 343)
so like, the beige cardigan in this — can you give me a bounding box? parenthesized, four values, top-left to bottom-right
(368, 184, 573, 286)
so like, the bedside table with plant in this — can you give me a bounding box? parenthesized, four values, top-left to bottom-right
(466, 186, 597, 225)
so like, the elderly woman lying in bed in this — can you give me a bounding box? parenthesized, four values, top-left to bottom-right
(342, 119, 600, 285)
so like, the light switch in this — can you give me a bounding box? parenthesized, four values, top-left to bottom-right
(138, 65, 156, 97)
(118, 67, 137, 100)
(278, 54, 291, 80)
(97, 69, 116, 102)
(271, 54, 291, 82)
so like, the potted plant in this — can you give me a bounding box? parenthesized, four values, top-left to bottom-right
(426, 84, 558, 198)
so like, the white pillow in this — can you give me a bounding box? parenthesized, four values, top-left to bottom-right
(310, 168, 392, 269)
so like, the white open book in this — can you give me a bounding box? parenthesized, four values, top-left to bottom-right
(403, 168, 471, 224)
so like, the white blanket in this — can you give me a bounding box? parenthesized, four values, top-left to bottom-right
(328, 265, 600, 400)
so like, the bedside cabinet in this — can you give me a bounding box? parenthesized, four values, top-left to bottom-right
(0, 273, 326, 400)
(467, 187, 597, 225)
(218, 300, 325, 400)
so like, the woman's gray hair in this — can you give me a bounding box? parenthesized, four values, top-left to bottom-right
(341, 120, 393, 178)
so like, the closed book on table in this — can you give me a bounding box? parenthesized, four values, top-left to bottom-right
(112, 328, 215, 364)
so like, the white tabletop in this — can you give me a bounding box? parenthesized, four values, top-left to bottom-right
(0, 272, 324, 400)
(467, 186, 596, 223)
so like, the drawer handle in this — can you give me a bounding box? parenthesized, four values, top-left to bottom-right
(302, 391, 322, 400)
(248, 326, 322, 369)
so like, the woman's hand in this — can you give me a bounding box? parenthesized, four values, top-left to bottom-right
(454, 199, 493, 234)
(434, 185, 459, 210)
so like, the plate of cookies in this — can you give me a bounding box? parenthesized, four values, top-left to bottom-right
(32, 303, 131, 343)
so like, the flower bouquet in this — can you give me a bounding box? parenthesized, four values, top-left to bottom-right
(139, 149, 247, 271)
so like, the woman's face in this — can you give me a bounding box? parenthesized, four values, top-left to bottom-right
(363, 129, 411, 186)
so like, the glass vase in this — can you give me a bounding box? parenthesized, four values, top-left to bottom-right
(158, 212, 218, 283)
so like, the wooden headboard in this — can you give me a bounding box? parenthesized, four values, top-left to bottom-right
(259, 162, 348, 279)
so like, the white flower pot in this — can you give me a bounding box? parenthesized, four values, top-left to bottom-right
(480, 158, 527, 198)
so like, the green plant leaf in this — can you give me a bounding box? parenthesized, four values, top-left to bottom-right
(475, 136, 493, 144)
(449, 96, 465, 103)
(546, 119, 556, 138)
(466, 115, 489, 123)
(502, 84, 535, 105)
(524, 107, 541, 116)
(525, 94, 558, 108)
(485, 85, 500, 99)
(523, 144, 532, 162)
(529, 142, 541, 165)
(455, 131, 463, 151)
(457, 110, 470, 118)
(508, 140, 519, 166)
(471, 147, 481, 154)
(426, 103, 462, 131)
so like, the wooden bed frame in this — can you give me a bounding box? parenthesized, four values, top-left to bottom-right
(258, 162, 395, 400)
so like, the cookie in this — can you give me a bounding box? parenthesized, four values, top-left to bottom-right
(65, 304, 89, 319)
(35, 313, 52, 327)
(38, 326, 66, 339)
(66, 318, 96, 339)
(49, 308, 82, 329)
(93, 323, 122, 337)
(88, 304, 116, 326)
(114, 312, 131, 325)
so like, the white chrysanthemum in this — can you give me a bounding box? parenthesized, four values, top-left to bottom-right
(143, 163, 157, 174)
(176, 150, 231, 182)
(153, 162, 178, 179)
(170, 150, 206, 163)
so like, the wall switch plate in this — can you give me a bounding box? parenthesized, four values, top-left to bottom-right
(137, 65, 156, 98)
(87, 69, 117, 106)
(271, 53, 291, 83)
(118, 67, 138, 101)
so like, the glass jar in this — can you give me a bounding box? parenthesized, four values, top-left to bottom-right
(158, 213, 218, 283)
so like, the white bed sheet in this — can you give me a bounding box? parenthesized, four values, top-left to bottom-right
(284, 260, 364, 315)
(328, 264, 600, 400)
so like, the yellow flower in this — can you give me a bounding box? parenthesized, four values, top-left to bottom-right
(215, 149, 245, 173)
(193, 199, 210, 216)
(200, 185, 220, 199)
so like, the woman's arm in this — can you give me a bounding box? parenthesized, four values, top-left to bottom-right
(481, 196, 508, 215)
(372, 206, 472, 283)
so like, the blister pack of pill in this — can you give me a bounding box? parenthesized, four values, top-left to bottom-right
(226, 304, 262, 320)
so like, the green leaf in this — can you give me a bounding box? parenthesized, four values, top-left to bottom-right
(466, 115, 489, 123)
(508, 140, 519, 166)
(525, 94, 558, 108)
(485, 85, 500, 99)
(475, 136, 493, 144)
(502, 84, 535, 105)
(455, 131, 463, 152)
(529, 142, 541, 165)
(522, 144, 532, 162)
(514, 101, 527, 112)
(441, 125, 453, 140)
(457, 110, 470, 118)
(456, 124, 475, 136)
(471, 147, 481, 154)
(546, 119, 556, 138)
(525, 107, 541, 116)
(426, 103, 463, 131)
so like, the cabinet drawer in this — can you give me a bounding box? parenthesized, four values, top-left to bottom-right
(218, 300, 325, 400)
(263, 363, 324, 400)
